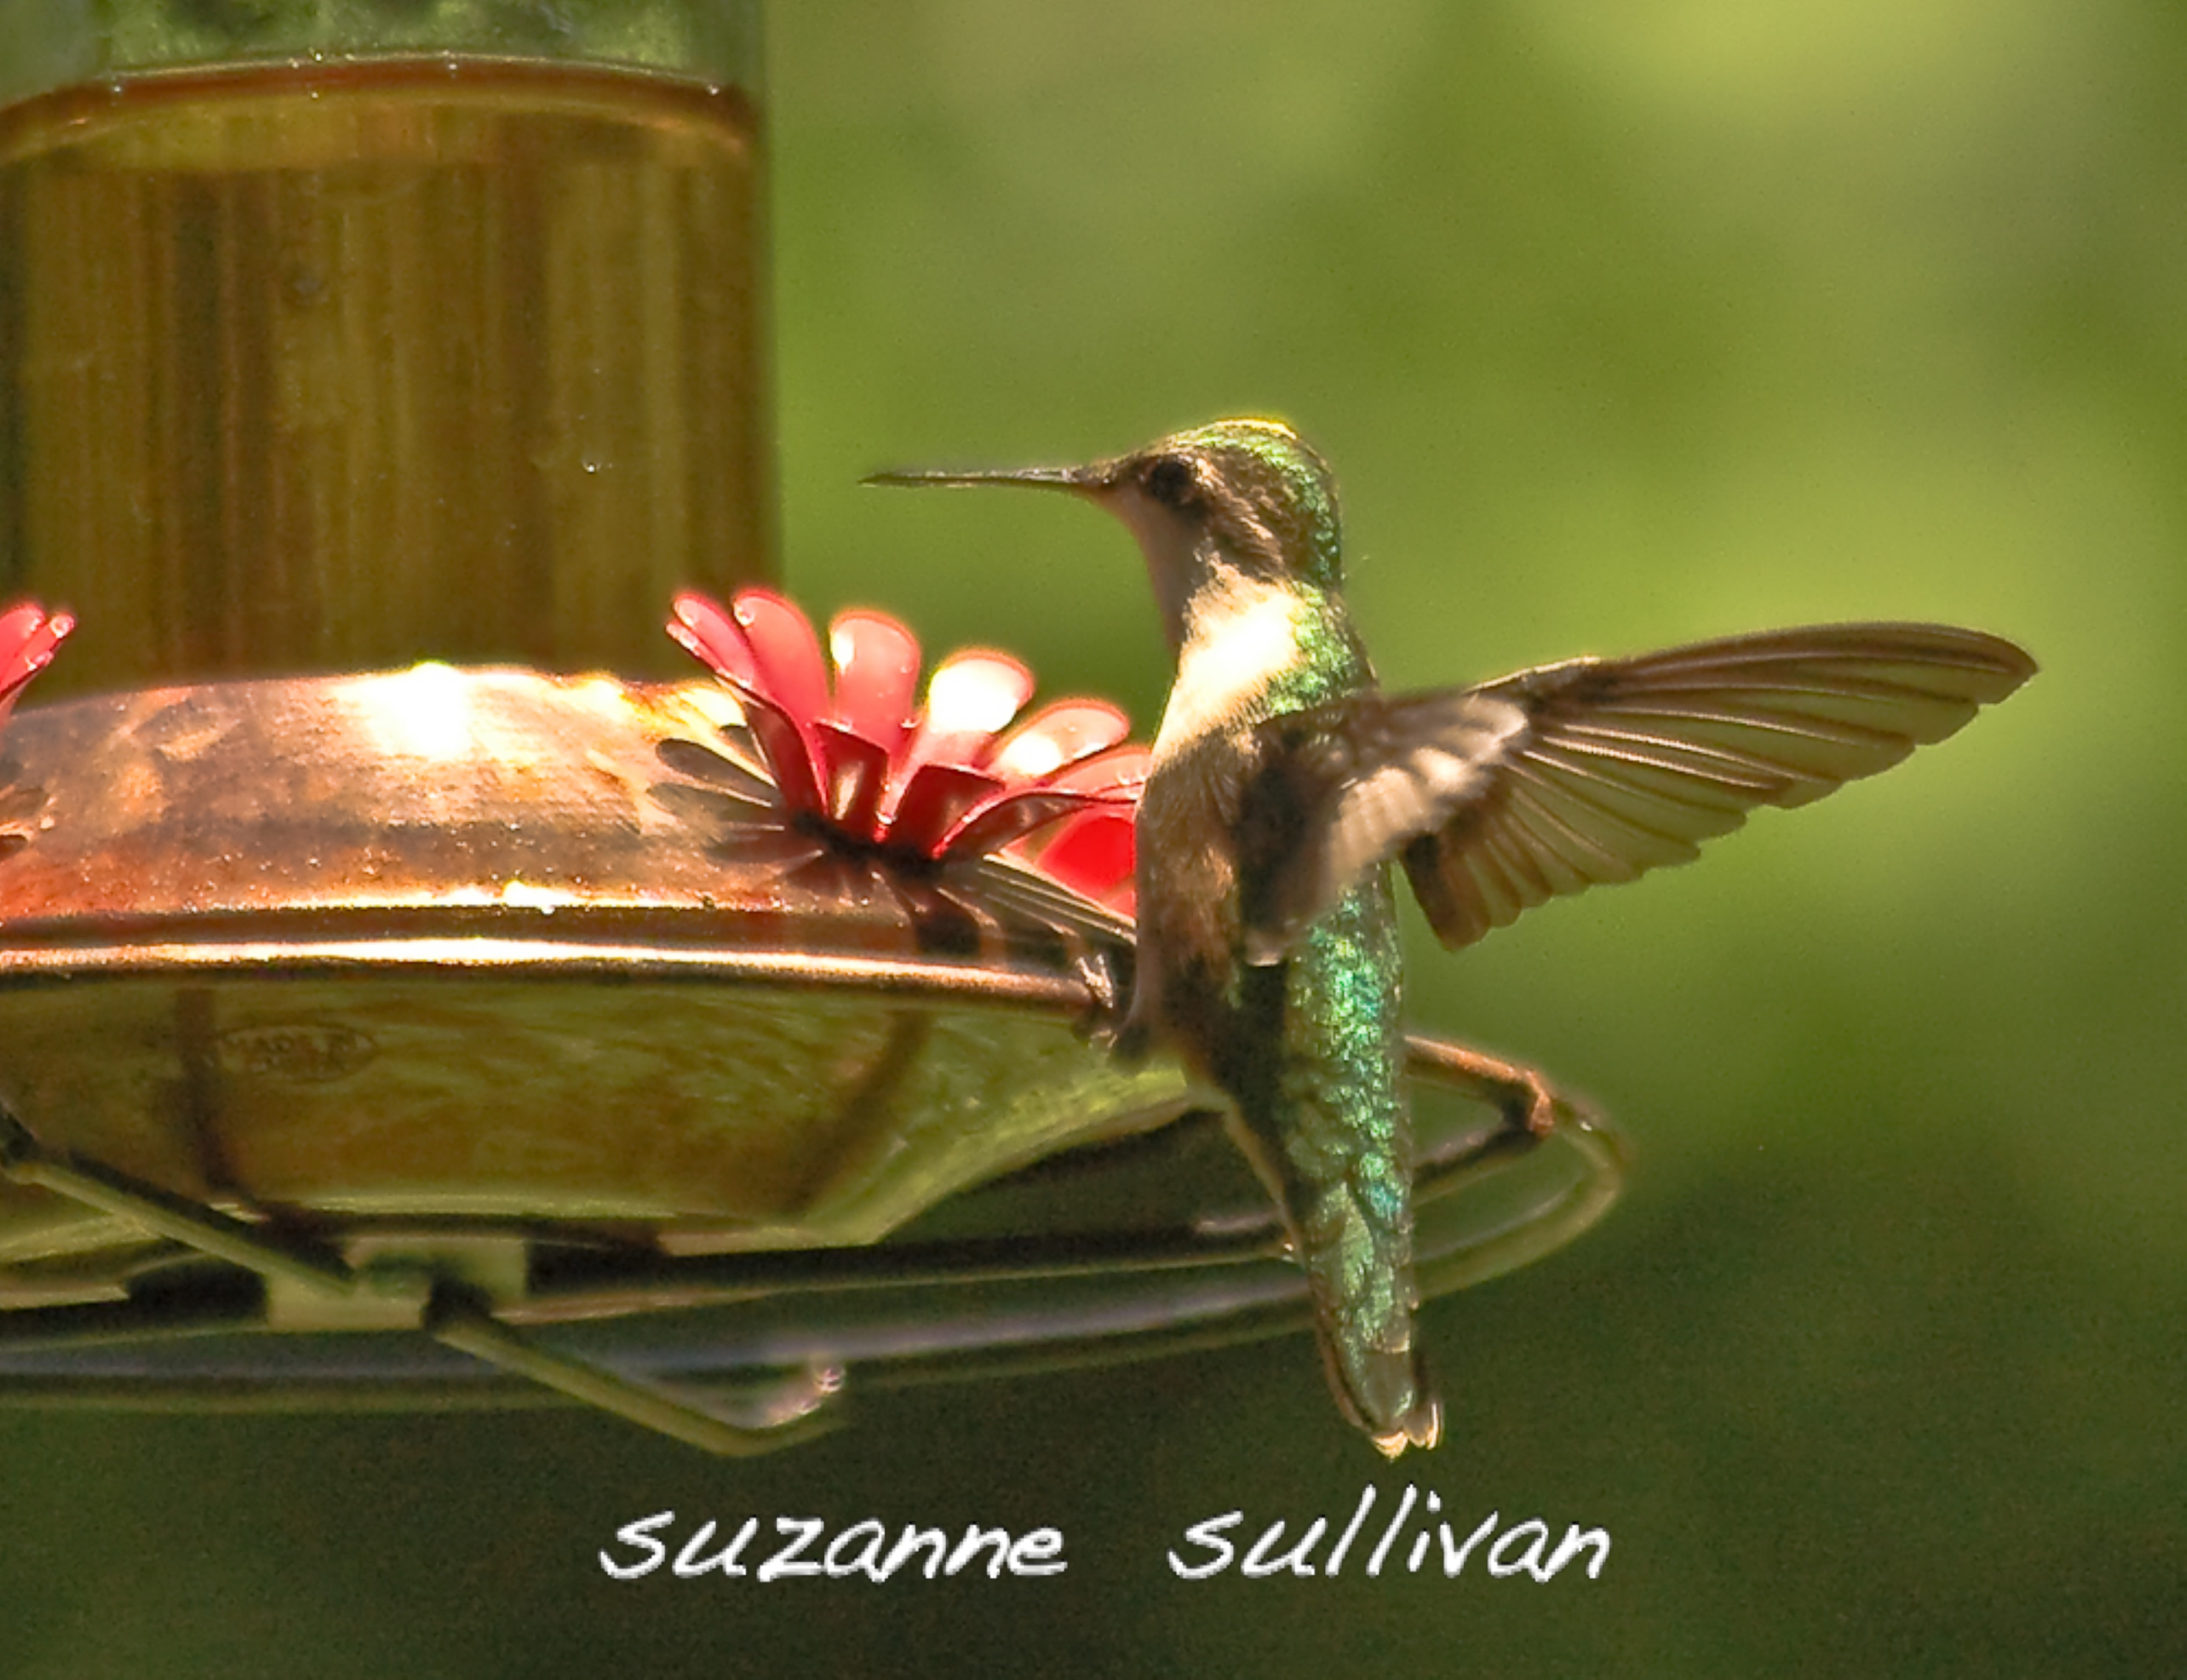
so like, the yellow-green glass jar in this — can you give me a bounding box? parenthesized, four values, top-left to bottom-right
(0, 0, 772, 690)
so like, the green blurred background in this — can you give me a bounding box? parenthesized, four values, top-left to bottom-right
(4, 0, 2179, 1673)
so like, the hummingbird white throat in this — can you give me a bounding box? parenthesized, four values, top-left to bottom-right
(873, 418, 2035, 1457)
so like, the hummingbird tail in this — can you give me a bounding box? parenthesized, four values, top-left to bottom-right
(1219, 1073, 1443, 1453)
(1362, 1348, 1443, 1459)
(1289, 1172, 1444, 1456)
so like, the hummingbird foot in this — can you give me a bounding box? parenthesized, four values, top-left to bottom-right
(1076, 1003, 1154, 1068)
(1068, 947, 1149, 1063)
(1418, 1041, 1575, 1138)
(1068, 945, 1167, 1067)
(1105, 1018, 1156, 1067)
(1514, 1074, 1560, 1138)
(1474, 1052, 1564, 1137)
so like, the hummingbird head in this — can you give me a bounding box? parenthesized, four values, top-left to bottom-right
(870, 418, 1346, 643)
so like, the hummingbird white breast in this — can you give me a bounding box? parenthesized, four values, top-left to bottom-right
(1150, 568, 1303, 768)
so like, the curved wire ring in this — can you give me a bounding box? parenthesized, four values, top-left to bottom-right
(0, 1015, 1623, 1452)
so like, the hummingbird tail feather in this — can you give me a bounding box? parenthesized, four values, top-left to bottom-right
(1290, 1158, 1443, 1455)
(1366, 1353, 1443, 1460)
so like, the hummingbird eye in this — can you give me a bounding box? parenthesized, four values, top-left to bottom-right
(1142, 455, 1198, 508)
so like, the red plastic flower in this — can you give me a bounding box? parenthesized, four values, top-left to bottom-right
(0, 603, 71, 736)
(668, 589, 1143, 911)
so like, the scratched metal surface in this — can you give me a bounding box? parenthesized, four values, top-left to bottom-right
(0, 669, 1177, 1264)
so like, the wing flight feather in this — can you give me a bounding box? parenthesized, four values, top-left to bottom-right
(1238, 623, 2034, 959)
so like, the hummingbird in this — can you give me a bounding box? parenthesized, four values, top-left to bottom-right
(873, 419, 2035, 1456)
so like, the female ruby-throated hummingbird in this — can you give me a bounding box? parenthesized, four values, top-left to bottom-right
(874, 419, 2034, 1456)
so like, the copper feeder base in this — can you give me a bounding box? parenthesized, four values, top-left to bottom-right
(0, 668, 1622, 1452)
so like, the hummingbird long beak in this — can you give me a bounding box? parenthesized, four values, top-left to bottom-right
(863, 463, 1110, 495)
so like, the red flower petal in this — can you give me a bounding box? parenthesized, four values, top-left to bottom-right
(670, 589, 1143, 903)
(667, 591, 759, 687)
(886, 648, 1034, 817)
(984, 698, 1130, 781)
(886, 761, 1005, 858)
(734, 690, 832, 817)
(0, 602, 72, 728)
(814, 720, 891, 834)
(926, 649, 1035, 729)
(826, 610, 920, 759)
(1027, 808, 1138, 910)
(732, 590, 833, 742)
(1041, 743, 1151, 799)
(944, 743, 1142, 855)
(943, 786, 1115, 859)
(668, 591, 828, 814)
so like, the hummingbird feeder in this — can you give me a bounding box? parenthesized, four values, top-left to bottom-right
(0, 10, 1622, 1456)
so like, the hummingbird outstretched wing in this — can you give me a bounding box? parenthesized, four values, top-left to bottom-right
(1238, 623, 2035, 962)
